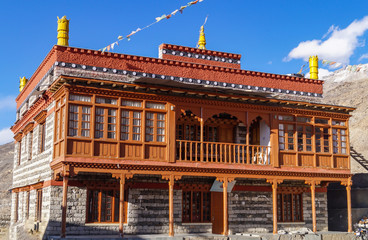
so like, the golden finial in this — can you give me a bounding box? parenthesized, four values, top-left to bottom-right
(57, 16, 69, 46)
(19, 77, 28, 92)
(309, 55, 319, 80)
(197, 25, 206, 50)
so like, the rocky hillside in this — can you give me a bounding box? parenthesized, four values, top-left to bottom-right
(0, 141, 14, 239)
(322, 65, 368, 174)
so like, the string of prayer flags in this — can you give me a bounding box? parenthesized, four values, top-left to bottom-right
(100, 0, 205, 52)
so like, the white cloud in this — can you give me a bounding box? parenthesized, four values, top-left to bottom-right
(305, 68, 332, 79)
(0, 127, 13, 145)
(359, 53, 368, 61)
(285, 16, 368, 64)
(0, 95, 16, 110)
(267, 61, 272, 65)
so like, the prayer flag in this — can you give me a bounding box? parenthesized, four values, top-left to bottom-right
(166, 14, 172, 19)
(180, 5, 187, 13)
(107, 45, 111, 51)
(329, 62, 336, 65)
(171, 9, 178, 15)
(118, 36, 123, 40)
(156, 14, 167, 22)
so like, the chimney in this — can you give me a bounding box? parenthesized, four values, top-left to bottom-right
(57, 16, 69, 46)
(309, 56, 318, 80)
(19, 77, 28, 92)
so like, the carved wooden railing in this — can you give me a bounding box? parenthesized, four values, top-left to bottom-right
(176, 140, 271, 165)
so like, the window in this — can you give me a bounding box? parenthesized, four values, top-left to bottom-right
(18, 141, 22, 165)
(146, 102, 165, 109)
(278, 115, 294, 121)
(332, 120, 346, 126)
(14, 192, 19, 222)
(145, 112, 165, 142)
(120, 110, 141, 141)
(96, 97, 117, 105)
(182, 191, 211, 223)
(333, 128, 347, 154)
(69, 94, 91, 102)
(296, 125, 312, 151)
(87, 189, 128, 223)
(28, 131, 33, 160)
(39, 123, 46, 153)
(122, 100, 141, 107)
(279, 124, 294, 150)
(26, 191, 30, 219)
(36, 189, 42, 222)
(315, 118, 328, 124)
(68, 105, 91, 137)
(277, 192, 303, 222)
(95, 108, 116, 139)
(315, 127, 329, 153)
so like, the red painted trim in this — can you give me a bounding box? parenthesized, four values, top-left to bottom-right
(16, 44, 325, 110)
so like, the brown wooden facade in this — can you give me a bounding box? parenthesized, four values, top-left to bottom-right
(12, 44, 354, 237)
(47, 75, 353, 236)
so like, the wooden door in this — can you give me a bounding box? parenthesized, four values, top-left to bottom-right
(219, 125, 234, 143)
(211, 192, 223, 234)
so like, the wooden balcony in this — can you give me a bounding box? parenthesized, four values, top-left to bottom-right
(176, 140, 270, 165)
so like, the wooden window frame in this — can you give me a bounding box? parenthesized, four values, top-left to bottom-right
(279, 123, 295, 151)
(182, 190, 211, 223)
(95, 107, 117, 140)
(145, 111, 166, 143)
(68, 104, 92, 138)
(120, 110, 142, 141)
(277, 192, 303, 222)
(315, 126, 330, 153)
(296, 124, 312, 152)
(332, 127, 348, 154)
(86, 188, 128, 224)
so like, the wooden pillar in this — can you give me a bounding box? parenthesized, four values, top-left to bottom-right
(346, 183, 352, 232)
(61, 176, 68, 238)
(223, 180, 228, 236)
(162, 175, 181, 237)
(119, 176, 125, 238)
(200, 107, 204, 162)
(310, 182, 317, 232)
(267, 179, 281, 234)
(305, 180, 320, 233)
(112, 172, 133, 239)
(169, 176, 174, 236)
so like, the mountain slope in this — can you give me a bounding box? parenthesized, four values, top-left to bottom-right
(0, 141, 14, 239)
(322, 65, 368, 174)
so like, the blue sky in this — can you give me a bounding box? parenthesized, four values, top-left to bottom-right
(1, 0, 368, 144)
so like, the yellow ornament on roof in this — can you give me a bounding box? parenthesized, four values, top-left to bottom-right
(197, 25, 206, 50)
(57, 16, 69, 46)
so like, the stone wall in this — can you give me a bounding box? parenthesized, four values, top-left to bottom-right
(229, 191, 328, 234)
(44, 186, 213, 236)
(10, 106, 55, 240)
(229, 191, 273, 234)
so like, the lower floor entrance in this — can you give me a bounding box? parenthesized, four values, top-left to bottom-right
(211, 192, 224, 234)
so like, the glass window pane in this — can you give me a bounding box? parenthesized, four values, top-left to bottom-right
(146, 102, 165, 109)
(122, 100, 142, 107)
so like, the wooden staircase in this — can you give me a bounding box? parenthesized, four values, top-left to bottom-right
(350, 147, 368, 171)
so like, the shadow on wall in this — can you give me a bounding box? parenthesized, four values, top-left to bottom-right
(328, 173, 368, 231)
